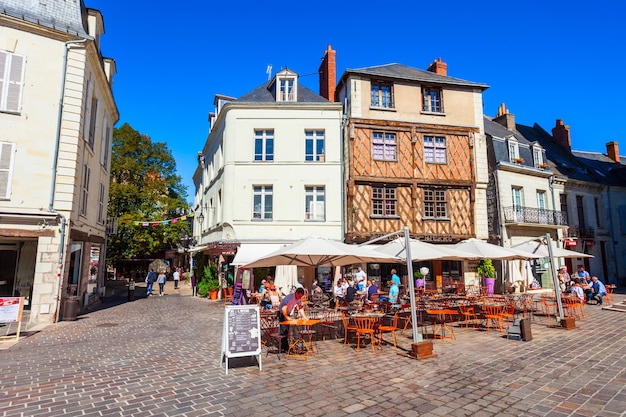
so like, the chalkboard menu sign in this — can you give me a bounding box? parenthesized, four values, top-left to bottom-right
(220, 305, 262, 374)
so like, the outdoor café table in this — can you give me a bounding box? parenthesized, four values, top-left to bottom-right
(279, 319, 321, 360)
(426, 309, 458, 341)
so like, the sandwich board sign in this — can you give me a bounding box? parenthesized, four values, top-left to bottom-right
(220, 305, 262, 374)
(0, 297, 25, 342)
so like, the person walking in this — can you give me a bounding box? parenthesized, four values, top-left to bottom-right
(145, 269, 157, 297)
(173, 268, 180, 290)
(157, 271, 167, 296)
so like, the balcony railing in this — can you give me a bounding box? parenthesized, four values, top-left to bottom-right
(503, 206, 568, 226)
(567, 225, 595, 238)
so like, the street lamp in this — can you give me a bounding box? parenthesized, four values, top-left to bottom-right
(198, 212, 204, 224)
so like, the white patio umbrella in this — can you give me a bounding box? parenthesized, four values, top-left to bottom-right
(511, 240, 594, 259)
(452, 238, 537, 260)
(274, 265, 299, 296)
(372, 237, 479, 261)
(241, 237, 399, 268)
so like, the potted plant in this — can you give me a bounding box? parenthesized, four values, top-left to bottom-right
(198, 264, 220, 299)
(413, 270, 425, 289)
(513, 157, 524, 164)
(477, 259, 496, 296)
(537, 163, 548, 169)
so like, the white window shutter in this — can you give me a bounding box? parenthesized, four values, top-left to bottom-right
(0, 142, 16, 199)
(6, 54, 24, 112)
(0, 51, 6, 108)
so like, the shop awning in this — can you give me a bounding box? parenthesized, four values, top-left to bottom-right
(231, 243, 284, 266)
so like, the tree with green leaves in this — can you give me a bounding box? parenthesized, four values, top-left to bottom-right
(107, 123, 190, 265)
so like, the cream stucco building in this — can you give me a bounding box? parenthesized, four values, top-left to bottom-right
(0, 0, 118, 324)
(193, 48, 343, 284)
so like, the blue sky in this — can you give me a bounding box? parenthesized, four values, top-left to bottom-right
(89, 1, 625, 202)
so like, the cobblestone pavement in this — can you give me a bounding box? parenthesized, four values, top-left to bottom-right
(1, 283, 625, 417)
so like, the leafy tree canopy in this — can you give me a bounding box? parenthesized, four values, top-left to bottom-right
(107, 123, 190, 264)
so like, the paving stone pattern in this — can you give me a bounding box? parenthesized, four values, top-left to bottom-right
(1, 283, 625, 417)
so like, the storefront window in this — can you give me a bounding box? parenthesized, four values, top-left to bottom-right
(67, 243, 83, 297)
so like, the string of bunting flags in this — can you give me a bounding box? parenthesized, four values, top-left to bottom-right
(120, 212, 194, 227)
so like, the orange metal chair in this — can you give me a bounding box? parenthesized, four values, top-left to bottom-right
(484, 304, 504, 333)
(354, 317, 377, 353)
(341, 314, 357, 346)
(540, 294, 557, 317)
(458, 304, 479, 329)
(377, 313, 399, 349)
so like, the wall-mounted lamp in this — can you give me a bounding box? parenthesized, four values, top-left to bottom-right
(198, 212, 205, 223)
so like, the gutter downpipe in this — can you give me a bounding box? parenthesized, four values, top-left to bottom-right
(51, 38, 88, 323)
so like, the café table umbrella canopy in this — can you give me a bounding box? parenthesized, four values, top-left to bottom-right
(451, 238, 535, 261)
(241, 237, 399, 268)
(511, 240, 594, 259)
(373, 237, 479, 261)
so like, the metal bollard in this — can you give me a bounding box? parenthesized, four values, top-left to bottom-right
(128, 279, 136, 301)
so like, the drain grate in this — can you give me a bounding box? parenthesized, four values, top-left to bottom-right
(96, 323, 119, 327)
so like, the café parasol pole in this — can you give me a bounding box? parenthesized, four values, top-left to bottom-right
(403, 226, 422, 343)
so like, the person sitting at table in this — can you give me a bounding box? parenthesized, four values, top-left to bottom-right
(570, 278, 585, 302)
(311, 278, 323, 294)
(367, 279, 379, 302)
(588, 276, 607, 305)
(333, 279, 346, 303)
(345, 282, 358, 304)
(258, 279, 267, 294)
(278, 287, 306, 352)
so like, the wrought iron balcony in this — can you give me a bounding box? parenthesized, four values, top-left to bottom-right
(503, 206, 568, 226)
(568, 224, 595, 238)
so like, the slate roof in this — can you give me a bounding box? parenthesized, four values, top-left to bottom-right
(515, 123, 626, 186)
(342, 63, 489, 89)
(0, 0, 89, 37)
(236, 80, 329, 104)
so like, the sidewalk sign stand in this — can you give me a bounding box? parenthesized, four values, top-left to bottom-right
(220, 305, 262, 374)
(0, 297, 25, 342)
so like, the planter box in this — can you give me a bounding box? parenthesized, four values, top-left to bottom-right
(410, 341, 436, 360)
(560, 317, 576, 329)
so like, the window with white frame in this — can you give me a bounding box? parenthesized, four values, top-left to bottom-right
(100, 118, 111, 170)
(422, 86, 443, 113)
(512, 187, 523, 207)
(532, 146, 543, 167)
(508, 138, 520, 163)
(305, 130, 325, 161)
(424, 136, 447, 163)
(97, 183, 105, 224)
(0, 141, 16, 199)
(537, 190, 547, 210)
(372, 132, 397, 161)
(0, 50, 25, 113)
(372, 186, 396, 216)
(371, 81, 393, 108)
(305, 186, 325, 221)
(87, 95, 98, 150)
(254, 129, 274, 161)
(253, 185, 273, 220)
(424, 189, 447, 218)
(278, 77, 296, 102)
(80, 164, 91, 216)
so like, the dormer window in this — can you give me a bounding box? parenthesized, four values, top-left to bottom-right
(532, 145, 544, 168)
(507, 137, 520, 163)
(274, 69, 298, 102)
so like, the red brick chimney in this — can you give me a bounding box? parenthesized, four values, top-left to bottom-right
(606, 141, 620, 162)
(552, 119, 571, 151)
(427, 58, 447, 76)
(493, 103, 516, 130)
(318, 45, 336, 102)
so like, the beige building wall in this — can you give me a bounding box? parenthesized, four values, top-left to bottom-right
(0, 7, 118, 325)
